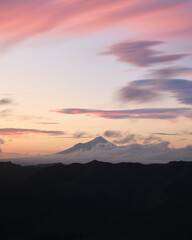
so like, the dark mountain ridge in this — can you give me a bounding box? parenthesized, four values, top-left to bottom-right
(0, 160, 192, 239)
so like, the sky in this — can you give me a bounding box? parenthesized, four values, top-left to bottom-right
(0, 0, 192, 161)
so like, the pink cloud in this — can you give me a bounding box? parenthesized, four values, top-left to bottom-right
(0, 128, 64, 136)
(0, 0, 191, 44)
(54, 107, 192, 120)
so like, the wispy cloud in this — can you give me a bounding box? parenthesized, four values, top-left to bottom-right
(0, 152, 29, 159)
(0, 109, 13, 117)
(117, 80, 160, 103)
(142, 135, 162, 144)
(117, 78, 192, 105)
(0, 138, 5, 153)
(103, 130, 122, 138)
(103, 131, 163, 145)
(35, 122, 60, 125)
(100, 41, 188, 67)
(0, 98, 14, 118)
(149, 67, 192, 79)
(54, 107, 192, 119)
(72, 131, 90, 138)
(57, 132, 92, 139)
(0, 98, 14, 106)
(151, 132, 180, 136)
(16, 115, 50, 121)
(0, 128, 64, 136)
(113, 133, 138, 144)
(0, 0, 191, 46)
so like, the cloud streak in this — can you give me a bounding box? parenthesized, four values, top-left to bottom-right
(149, 67, 192, 79)
(0, 98, 14, 106)
(35, 122, 60, 125)
(0, 128, 64, 136)
(103, 131, 164, 145)
(54, 107, 192, 120)
(0, 0, 191, 45)
(113, 133, 138, 144)
(101, 41, 188, 67)
(0, 109, 12, 117)
(72, 131, 90, 138)
(104, 130, 122, 138)
(118, 78, 192, 105)
(151, 132, 180, 136)
(0, 138, 5, 153)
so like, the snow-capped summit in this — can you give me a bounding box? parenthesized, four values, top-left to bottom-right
(58, 136, 115, 154)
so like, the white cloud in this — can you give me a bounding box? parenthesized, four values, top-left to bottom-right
(16, 142, 192, 165)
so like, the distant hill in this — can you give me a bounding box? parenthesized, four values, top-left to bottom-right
(4, 136, 192, 165)
(0, 160, 192, 239)
(58, 136, 116, 154)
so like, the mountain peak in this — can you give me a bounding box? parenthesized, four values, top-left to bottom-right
(90, 136, 108, 143)
(58, 136, 115, 154)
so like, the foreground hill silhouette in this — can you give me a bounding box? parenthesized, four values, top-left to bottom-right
(0, 160, 192, 239)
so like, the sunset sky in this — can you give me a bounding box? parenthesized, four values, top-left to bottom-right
(0, 0, 192, 159)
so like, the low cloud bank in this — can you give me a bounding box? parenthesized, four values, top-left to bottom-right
(16, 142, 192, 165)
